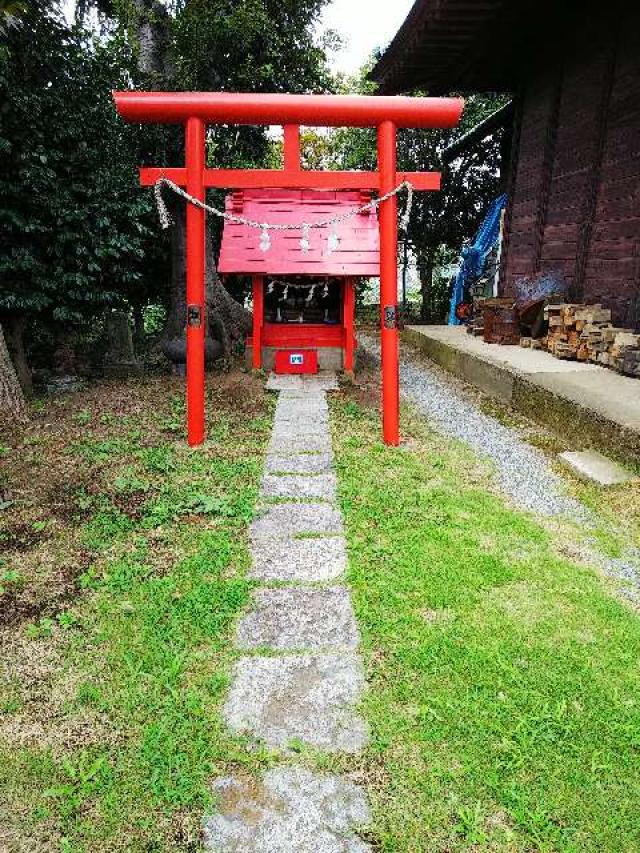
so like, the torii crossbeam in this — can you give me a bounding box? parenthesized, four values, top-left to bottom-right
(112, 91, 463, 446)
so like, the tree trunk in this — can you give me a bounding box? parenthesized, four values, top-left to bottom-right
(3, 313, 32, 395)
(132, 3, 251, 366)
(159, 188, 252, 364)
(0, 323, 27, 422)
(204, 224, 252, 361)
(419, 252, 436, 322)
(132, 303, 145, 356)
(163, 192, 188, 342)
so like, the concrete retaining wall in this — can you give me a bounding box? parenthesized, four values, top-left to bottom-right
(403, 327, 640, 466)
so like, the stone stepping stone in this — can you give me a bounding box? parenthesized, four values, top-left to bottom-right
(223, 654, 368, 753)
(276, 394, 328, 408)
(261, 472, 337, 501)
(275, 401, 328, 415)
(558, 450, 637, 486)
(267, 373, 338, 396)
(248, 535, 347, 582)
(274, 414, 329, 430)
(271, 424, 329, 442)
(268, 433, 332, 454)
(203, 767, 371, 852)
(267, 373, 339, 392)
(236, 587, 359, 651)
(273, 416, 329, 433)
(278, 391, 328, 403)
(276, 399, 328, 412)
(251, 503, 343, 541)
(265, 453, 334, 475)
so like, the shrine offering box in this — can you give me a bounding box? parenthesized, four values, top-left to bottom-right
(274, 349, 318, 375)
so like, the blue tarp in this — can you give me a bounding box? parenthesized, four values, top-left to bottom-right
(448, 193, 507, 325)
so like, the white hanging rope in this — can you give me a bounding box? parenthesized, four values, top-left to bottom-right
(153, 176, 414, 238)
(266, 277, 330, 291)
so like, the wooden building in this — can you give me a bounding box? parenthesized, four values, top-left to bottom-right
(372, 0, 640, 327)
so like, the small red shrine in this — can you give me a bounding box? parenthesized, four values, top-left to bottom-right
(218, 188, 380, 375)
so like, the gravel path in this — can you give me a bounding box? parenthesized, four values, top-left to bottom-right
(359, 334, 583, 518)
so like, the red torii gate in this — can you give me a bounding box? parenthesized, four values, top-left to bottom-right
(112, 91, 463, 446)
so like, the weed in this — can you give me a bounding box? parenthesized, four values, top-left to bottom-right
(56, 611, 80, 630)
(138, 445, 175, 473)
(25, 617, 55, 639)
(113, 467, 151, 495)
(72, 408, 92, 426)
(82, 504, 134, 551)
(69, 437, 130, 465)
(43, 752, 110, 822)
(0, 567, 24, 596)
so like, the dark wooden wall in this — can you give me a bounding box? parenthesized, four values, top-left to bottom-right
(499, 7, 640, 326)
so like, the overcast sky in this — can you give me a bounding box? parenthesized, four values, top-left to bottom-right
(318, 0, 414, 76)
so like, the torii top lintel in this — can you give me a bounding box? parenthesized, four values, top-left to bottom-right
(113, 91, 463, 192)
(112, 91, 463, 129)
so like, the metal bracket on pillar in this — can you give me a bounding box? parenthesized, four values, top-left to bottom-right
(383, 305, 397, 330)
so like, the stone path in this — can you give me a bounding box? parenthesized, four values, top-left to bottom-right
(203, 374, 371, 852)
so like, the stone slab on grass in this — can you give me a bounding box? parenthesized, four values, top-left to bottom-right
(559, 450, 637, 486)
(269, 433, 332, 454)
(261, 472, 337, 501)
(248, 535, 347, 581)
(275, 403, 328, 418)
(276, 397, 328, 412)
(223, 654, 368, 753)
(251, 503, 343, 540)
(273, 403, 328, 430)
(273, 416, 329, 433)
(271, 424, 329, 442)
(267, 374, 339, 392)
(265, 453, 334, 475)
(278, 392, 328, 403)
(236, 587, 359, 651)
(203, 767, 371, 852)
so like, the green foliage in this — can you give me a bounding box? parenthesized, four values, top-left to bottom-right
(0, 9, 165, 340)
(1, 0, 334, 377)
(172, 0, 332, 94)
(329, 59, 507, 317)
(0, 566, 24, 595)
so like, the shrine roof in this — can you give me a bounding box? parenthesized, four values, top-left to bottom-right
(217, 189, 379, 277)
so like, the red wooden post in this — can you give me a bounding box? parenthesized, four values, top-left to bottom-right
(283, 125, 301, 172)
(343, 277, 355, 375)
(185, 116, 206, 447)
(252, 275, 264, 370)
(377, 120, 400, 446)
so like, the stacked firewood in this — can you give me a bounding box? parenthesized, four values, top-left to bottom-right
(542, 303, 640, 376)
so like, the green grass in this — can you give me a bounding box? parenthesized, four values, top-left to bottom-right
(0, 377, 274, 851)
(331, 396, 640, 852)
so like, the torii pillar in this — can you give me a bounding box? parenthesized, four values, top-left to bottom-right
(112, 92, 463, 446)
